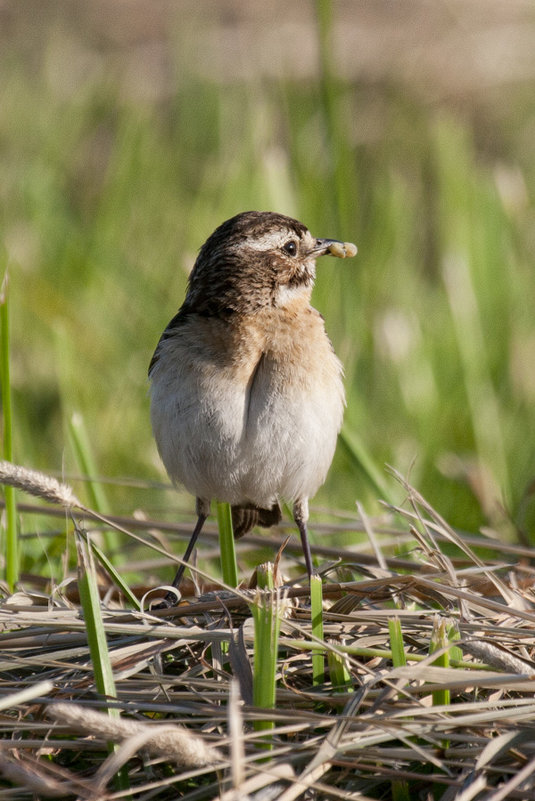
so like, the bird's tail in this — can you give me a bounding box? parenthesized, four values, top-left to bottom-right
(231, 502, 282, 539)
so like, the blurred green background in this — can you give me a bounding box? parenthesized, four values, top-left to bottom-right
(2, 0, 535, 576)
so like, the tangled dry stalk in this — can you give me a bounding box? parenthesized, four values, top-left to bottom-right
(1, 464, 535, 799)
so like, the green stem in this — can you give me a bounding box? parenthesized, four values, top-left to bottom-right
(216, 501, 238, 587)
(311, 574, 325, 686)
(251, 564, 282, 750)
(0, 273, 18, 591)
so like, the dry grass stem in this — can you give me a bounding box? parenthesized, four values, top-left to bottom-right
(2, 481, 535, 798)
(0, 754, 72, 798)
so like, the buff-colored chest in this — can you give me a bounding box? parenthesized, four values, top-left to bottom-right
(149, 299, 345, 506)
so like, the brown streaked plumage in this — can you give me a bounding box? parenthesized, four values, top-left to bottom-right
(149, 210, 357, 601)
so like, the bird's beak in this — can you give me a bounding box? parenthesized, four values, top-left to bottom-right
(312, 238, 358, 259)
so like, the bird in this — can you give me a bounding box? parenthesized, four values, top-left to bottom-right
(149, 210, 357, 598)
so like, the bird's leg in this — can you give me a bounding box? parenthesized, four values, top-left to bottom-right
(169, 512, 207, 589)
(293, 498, 315, 579)
(162, 498, 210, 605)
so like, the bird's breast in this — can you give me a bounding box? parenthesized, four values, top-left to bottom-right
(150, 304, 345, 505)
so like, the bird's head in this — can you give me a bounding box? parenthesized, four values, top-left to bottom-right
(184, 211, 357, 315)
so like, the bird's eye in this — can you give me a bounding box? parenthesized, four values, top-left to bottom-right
(282, 240, 298, 256)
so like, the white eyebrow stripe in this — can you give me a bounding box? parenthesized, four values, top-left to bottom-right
(239, 230, 295, 251)
(234, 229, 318, 254)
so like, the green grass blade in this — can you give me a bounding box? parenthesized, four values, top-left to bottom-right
(251, 564, 283, 750)
(429, 617, 451, 707)
(310, 574, 325, 686)
(442, 258, 510, 508)
(75, 525, 131, 793)
(68, 412, 120, 554)
(388, 617, 407, 668)
(447, 621, 463, 665)
(69, 412, 110, 514)
(314, 0, 354, 231)
(216, 501, 238, 587)
(388, 617, 411, 801)
(327, 640, 353, 698)
(76, 529, 118, 703)
(429, 617, 453, 759)
(88, 537, 140, 611)
(255, 561, 275, 592)
(340, 426, 395, 504)
(392, 779, 411, 801)
(0, 273, 18, 591)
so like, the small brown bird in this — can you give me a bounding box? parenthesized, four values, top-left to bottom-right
(149, 211, 356, 595)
